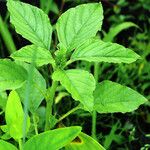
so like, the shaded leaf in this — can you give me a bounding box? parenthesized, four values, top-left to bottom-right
(0, 91, 7, 111)
(16, 62, 46, 113)
(0, 59, 27, 91)
(94, 80, 147, 113)
(103, 22, 138, 42)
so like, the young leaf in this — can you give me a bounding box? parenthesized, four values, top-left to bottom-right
(0, 59, 27, 91)
(94, 80, 147, 113)
(5, 91, 30, 139)
(56, 3, 103, 52)
(71, 39, 140, 64)
(24, 126, 82, 150)
(7, 0, 52, 50)
(52, 69, 95, 111)
(65, 132, 105, 150)
(103, 22, 138, 42)
(11, 45, 55, 67)
(0, 140, 18, 150)
(16, 62, 47, 113)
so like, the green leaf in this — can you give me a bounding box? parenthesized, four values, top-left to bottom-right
(5, 91, 30, 139)
(7, 0, 52, 50)
(71, 39, 140, 64)
(24, 126, 82, 150)
(0, 140, 18, 150)
(52, 69, 95, 111)
(103, 22, 138, 42)
(0, 91, 7, 111)
(0, 133, 11, 141)
(16, 62, 47, 113)
(0, 125, 8, 133)
(56, 3, 103, 52)
(11, 45, 55, 67)
(65, 132, 105, 150)
(94, 80, 147, 113)
(0, 59, 27, 91)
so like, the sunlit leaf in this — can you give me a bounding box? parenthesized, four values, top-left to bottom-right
(65, 132, 105, 150)
(7, 0, 52, 49)
(56, 3, 103, 52)
(11, 45, 55, 67)
(5, 91, 30, 139)
(52, 69, 95, 111)
(24, 126, 82, 150)
(94, 80, 147, 113)
(71, 38, 140, 64)
(0, 140, 18, 150)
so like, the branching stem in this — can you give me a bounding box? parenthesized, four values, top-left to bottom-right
(57, 105, 81, 123)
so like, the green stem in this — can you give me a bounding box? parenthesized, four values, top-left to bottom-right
(33, 114, 38, 135)
(92, 63, 99, 140)
(92, 111, 97, 139)
(45, 80, 58, 131)
(57, 105, 81, 123)
(18, 139, 23, 150)
(94, 63, 99, 82)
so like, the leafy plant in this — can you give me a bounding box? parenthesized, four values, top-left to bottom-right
(0, 0, 147, 149)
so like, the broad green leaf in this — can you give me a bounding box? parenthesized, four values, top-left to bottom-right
(94, 80, 147, 113)
(71, 39, 140, 64)
(52, 69, 95, 111)
(56, 3, 103, 52)
(0, 59, 27, 91)
(0, 140, 18, 150)
(16, 62, 46, 113)
(11, 45, 55, 67)
(0, 91, 7, 111)
(65, 132, 105, 150)
(5, 91, 30, 139)
(103, 22, 138, 42)
(24, 126, 82, 150)
(7, 0, 52, 50)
